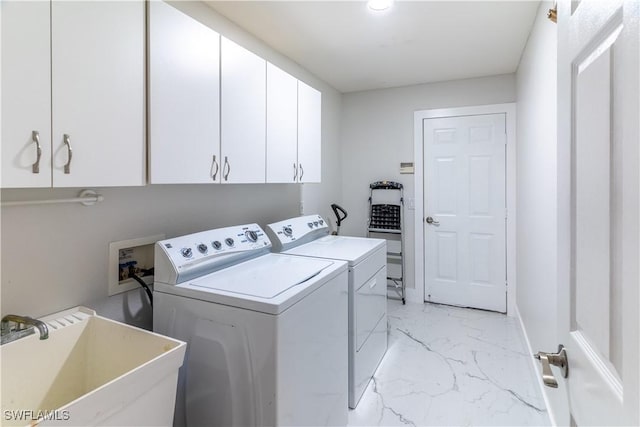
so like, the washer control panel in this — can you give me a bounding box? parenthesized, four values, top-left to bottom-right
(265, 215, 329, 252)
(155, 224, 271, 284)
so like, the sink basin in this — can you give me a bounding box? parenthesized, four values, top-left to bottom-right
(1, 307, 186, 426)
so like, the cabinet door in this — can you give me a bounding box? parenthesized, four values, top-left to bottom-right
(149, 1, 220, 184)
(51, 1, 145, 187)
(221, 37, 266, 184)
(1, 1, 51, 188)
(266, 63, 298, 183)
(297, 81, 322, 183)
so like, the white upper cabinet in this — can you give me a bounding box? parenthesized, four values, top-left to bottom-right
(221, 37, 266, 184)
(1, 1, 52, 188)
(266, 63, 298, 183)
(297, 81, 322, 183)
(1, 0, 145, 188)
(51, 1, 145, 187)
(2, 0, 320, 188)
(149, 1, 220, 184)
(266, 67, 323, 184)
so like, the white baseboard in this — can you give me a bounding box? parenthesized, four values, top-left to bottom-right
(405, 287, 422, 304)
(514, 305, 557, 426)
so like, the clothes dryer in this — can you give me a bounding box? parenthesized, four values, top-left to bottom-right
(266, 215, 387, 408)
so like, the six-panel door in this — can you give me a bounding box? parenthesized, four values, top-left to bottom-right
(423, 114, 507, 313)
(556, 0, 639, 424)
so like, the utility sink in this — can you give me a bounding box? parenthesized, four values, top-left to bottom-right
(1, 307, 186, 426)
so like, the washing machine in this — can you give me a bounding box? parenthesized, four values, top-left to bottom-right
(153, 224, 348, 427)
(265, 215, 387, 408)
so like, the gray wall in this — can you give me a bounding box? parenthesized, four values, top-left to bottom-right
(339, 74, 517, 296)
(0, 1, 343, 329)
(515, 1, 568, 424)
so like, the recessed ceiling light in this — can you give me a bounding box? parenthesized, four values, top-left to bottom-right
(367, 0, 393, 12)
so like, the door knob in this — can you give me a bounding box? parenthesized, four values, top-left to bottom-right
(534, 344, 568, 388)
(425, 216, 440, 225)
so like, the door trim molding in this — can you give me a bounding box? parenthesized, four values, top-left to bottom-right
(412, 103, 517, 315)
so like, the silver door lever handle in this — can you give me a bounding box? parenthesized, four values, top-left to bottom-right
(534, 344, 568, 388)
(426, 216, 440, 225)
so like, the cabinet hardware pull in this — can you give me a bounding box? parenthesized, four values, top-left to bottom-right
(63, 134, 73, 174)
(31, 130, 42, 174)
(223, 156, 230, 181)
(299, 163, 304, 181)
(211, 155, 219, 181)
(293, 162, 298, 181)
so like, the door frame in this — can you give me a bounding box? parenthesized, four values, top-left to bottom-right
(413, 103, 517, 315)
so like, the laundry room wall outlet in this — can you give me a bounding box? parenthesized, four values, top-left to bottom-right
(108, 234, 165, 296)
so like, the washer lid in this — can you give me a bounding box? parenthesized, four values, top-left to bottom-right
(284, 235, 386, 265)
(157, 253, 347, 315)
(190, 253, 334, 299)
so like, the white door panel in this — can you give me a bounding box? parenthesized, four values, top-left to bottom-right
(51, 1, 145, 187)
(434, 157, 457, 215)
(149, 1, 220, 184)
(221, 37, 266, 184)
(297, 81, 321, 183)
(1, 1, 52, 188)
(424, 114, 506, 312)
(266, 63, 298, 183)
(554, 0, 639, 424)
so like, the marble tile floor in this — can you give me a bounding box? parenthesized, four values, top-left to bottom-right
(348, 301, 550, 427)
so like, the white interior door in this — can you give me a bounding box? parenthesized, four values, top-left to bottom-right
(423, 114, 506, 312)
(554, 0, 639, 424)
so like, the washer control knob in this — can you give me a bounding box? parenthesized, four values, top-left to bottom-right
(245, 230, 258, 242)
(212, 240, 222, 250)
(225, 238, 234, 247)
(197, 243, 208, 254)
(181, 247, 193, 258)
(307, 222, 314, 229)
(313, 221, 319, 227)
(319, 219, 324, 225)
(283, 226, 293, 237)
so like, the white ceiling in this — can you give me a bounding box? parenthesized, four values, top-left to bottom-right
(206, 1, 540, 93)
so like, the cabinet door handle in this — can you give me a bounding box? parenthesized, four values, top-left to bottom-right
(223, 156, 230, 181)
(211, 155, 219, 181)
(63, 134, 73, 174)
(31, 130, 42, 174)
(299, 163, 304, 182)
(293, 162, 298, 181)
